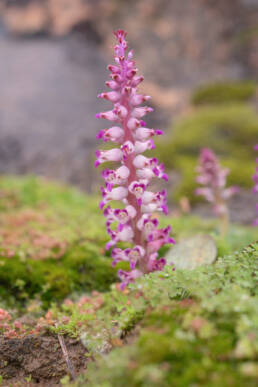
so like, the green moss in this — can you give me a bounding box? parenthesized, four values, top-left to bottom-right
(156, 104, 258, 202)
(0, 176, 117, 307)
(71, 243, 258, 387)
(192, 81, 256, 105)
(0, 176, 256, 310)
(0, 243, 117, 307)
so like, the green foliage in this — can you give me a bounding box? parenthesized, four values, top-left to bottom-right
(156, 104, 258, 201)
(192, 81, 256, 105)
(1, 176, 257, 385)
(0, 176, 256, 310)
(0, 176, 116, 307)
(0, 243, 117, 308)
(72, 243, 258, 387)
(0, 176, 256, 308)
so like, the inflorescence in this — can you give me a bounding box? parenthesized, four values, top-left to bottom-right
(95, 30, 175, 288)
(195, 148, 238, 235)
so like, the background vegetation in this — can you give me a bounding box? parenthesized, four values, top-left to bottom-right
(156, 81, 258, 202)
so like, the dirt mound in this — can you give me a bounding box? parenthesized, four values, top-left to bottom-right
(0, 333, 88, 386)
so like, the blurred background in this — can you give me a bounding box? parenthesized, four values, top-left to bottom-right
(0, 0, 257, 223)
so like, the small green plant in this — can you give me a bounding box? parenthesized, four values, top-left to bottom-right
(24, 374, 32, 383)
(192, 81, 256, 105)
(71, 242, 258, 387)
(0, 177, 118, 307)
(156, 104, 258, 201)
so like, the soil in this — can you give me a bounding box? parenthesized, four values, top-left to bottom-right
(0, 333, 88, 386)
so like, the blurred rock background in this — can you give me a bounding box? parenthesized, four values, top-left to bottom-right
(0, 0, 257, 221)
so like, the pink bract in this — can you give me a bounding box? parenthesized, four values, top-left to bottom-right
(95, 30, 175, 288)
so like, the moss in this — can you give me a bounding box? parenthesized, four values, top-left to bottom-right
(71, 243, 258, 387)
(0, 243, 117, 307)
(192, 81, 256, 105)
(156, 104, 258, 202)
(0, 176, 117, 307)
(0, 176, 256, 309)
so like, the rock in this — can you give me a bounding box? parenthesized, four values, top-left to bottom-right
(166, 234, 217, 270)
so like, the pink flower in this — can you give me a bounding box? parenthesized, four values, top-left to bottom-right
(129, 181, 147, 205)
(117, 269, 142, 289)
(147, 253, 166, 272)
(98, 92, 121, 103)
(95, 148, 123, 167)
(141, 190, 168, 214)
(99, 186, 128, 209)
(111, 248, 130, 266)
(121, 141, 135, 159)
(95, 30, 174, 287)
(134, 127, 163, 141)
(125, 245, 145, 269)
(104, 205, 136, 227)
(102, 165, 130, 191)
(96, 110, 119, 122)
(132, 107, 153, 118)
(133, 155, 157, 169)
(106, 225, 134, 250)
(134, 140, 155, 154)
(147, 226, 176, 254)
(195, 148, 237, 218)
(97, 126, 124, 143)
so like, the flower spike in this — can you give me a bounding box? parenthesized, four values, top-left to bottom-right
(95, 30, 175, 288)
(195, 148, 238, 235)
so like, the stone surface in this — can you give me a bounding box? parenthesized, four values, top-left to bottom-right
(166, 234, 217, 270)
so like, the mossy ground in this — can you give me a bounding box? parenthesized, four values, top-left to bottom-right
(67, 242, 258, 387)
(191, 81, 256, 105)
(0, 176, 118, 308)
(0, 176, 257, 386)
(156, 81, 258, 203)
(0, 176, 256, 308)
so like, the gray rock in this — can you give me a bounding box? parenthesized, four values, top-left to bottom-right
(166, 234, 217, 270)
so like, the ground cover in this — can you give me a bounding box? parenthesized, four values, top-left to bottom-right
(0, 176, 257, 386)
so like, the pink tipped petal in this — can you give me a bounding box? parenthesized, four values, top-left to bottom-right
(130, 94, 150, 106)
(127, 118, 140, 130)
(98, 110, 119, 121)
(132, 107, 153, 118)
(131, 75, 144, 87)
(99, 201, 105, 210)
(99, 92, 121, 102)
(105, 80, 120, 90)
